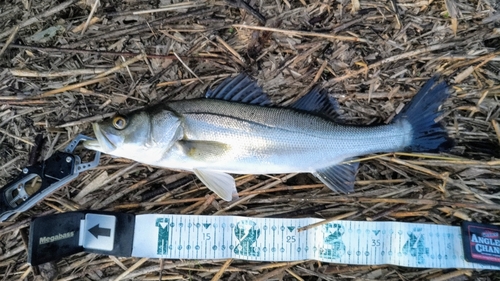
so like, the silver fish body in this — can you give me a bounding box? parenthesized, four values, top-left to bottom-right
(156, 99, 410, 173)
(84, 74, 453, 200)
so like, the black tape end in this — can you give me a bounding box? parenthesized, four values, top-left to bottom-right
(28, 212, 84, 266)
(28, 211, 135, 266)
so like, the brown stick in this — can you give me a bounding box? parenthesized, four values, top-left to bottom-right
(35, 77, 109, 99)
(0, 26, 19, 57)
(113, 194, 500, 211)
(233, 24, 371, 43)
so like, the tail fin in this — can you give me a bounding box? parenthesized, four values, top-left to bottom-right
(394, 76, 454, 152)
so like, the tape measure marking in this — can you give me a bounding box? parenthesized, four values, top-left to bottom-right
(130, 215, 499, 269)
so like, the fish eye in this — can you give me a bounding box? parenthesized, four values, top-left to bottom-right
(112, 116, 127, 130)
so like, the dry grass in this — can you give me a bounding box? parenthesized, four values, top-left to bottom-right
(1, 0, 500, 280)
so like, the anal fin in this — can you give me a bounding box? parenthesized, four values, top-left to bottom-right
(193, 169, 238, 201)
(313, 161, 360, 193)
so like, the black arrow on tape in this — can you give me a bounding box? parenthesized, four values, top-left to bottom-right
(89, 224, 111, 239)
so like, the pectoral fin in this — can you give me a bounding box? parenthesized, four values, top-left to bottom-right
(313, 162, 359, 193)
(177, 140, 230, 161)
(193, 169, 238, 201)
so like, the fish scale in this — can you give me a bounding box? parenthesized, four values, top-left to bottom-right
(165, 99, 409, 173)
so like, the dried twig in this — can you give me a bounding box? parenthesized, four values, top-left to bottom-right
(0, 0, 77, 39)
(232, 24, 371, 43)
(1, 0, 500, 279)
(0, 26, 19, 57)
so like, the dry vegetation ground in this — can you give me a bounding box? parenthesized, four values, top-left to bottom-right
(1, 0, 500, 280)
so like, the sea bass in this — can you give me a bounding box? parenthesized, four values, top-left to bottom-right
(83, 74, 453, 201)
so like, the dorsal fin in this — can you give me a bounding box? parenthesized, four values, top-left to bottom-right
(205, 74, 272, 106)
(291, 86, 341, 120)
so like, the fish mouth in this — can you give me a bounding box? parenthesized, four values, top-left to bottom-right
(83, 123, 117, 153)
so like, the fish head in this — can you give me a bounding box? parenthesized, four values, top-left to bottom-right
(83, 111, 151, 154)
(83, 107, 183, 163)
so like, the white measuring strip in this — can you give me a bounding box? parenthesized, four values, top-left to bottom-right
(127, 214, 500, 269)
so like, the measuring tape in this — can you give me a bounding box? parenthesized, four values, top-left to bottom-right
(28, 211, 500, 270)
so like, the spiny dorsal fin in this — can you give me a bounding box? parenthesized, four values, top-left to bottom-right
(205, 74, 272, 106)
(291, 86, 342, 121)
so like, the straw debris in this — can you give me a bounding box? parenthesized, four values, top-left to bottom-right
(1, 0, 499, 280)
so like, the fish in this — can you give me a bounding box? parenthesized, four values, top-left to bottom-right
(83, 74, 454, 201)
